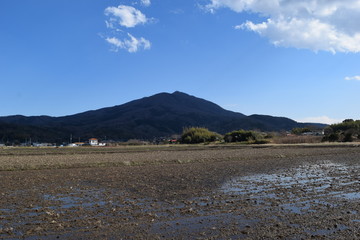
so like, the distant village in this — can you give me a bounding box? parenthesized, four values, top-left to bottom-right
(0, 129, 328, 148)
(0, 136, 181, 148)
(0, 138, 107, 148)
(67, 138, 107, 147)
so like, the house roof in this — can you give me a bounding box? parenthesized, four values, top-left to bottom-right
(89, 138, 98, 140)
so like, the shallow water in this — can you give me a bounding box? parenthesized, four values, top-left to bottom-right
(221, 161, 360, 202)
(219, 161, 360, 237)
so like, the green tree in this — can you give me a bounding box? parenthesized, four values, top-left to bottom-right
(323, 119, 360, 142)
(180, 127, 221, 144)
(224, 130, 265, 143)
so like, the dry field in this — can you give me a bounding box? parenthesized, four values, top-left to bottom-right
(1, 144, 360, 239)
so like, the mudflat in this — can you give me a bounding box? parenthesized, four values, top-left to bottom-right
(1, 144, 360, 239)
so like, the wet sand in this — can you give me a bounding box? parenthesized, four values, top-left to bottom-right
(1, 145, 360, 239)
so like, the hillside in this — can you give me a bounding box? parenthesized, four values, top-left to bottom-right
(0, 91, 325, 143)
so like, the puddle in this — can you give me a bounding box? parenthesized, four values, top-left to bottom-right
(216, 161, 360, 238)
(43, 192, 107, 209)
(336, 192, 360, 200)
(221, 161, 360, 214)
(306, 224, 348, 236)
(281, 201, 312, 214)
(222, 161, 359, 195)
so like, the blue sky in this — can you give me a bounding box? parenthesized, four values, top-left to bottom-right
(1, 0, 360, 124)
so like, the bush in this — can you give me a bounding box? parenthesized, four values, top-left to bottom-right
(324, 133, 339, 142)
(253, 139, 270, 144)
(180, 127, 222, 144)
(224, 130, 264, 143)
(323, 119, 360, 142)
(344, 132, 353, 142)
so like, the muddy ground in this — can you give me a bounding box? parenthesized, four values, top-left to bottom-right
(1, 145, 360, 239)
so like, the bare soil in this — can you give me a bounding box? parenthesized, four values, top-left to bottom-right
(1, 144, 360, 239)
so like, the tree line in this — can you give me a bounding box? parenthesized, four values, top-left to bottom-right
(179, 127, 270, 144)
(180, 120, 360, 144)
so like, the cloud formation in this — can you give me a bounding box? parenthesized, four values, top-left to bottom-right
(141, 0, 151, 7)
(206, 0, 360, 53)
(104, 5, 151, 53)
(345, 75, 360, 81)
(106, 34, 151, 53)
(105, 5, 148, 28)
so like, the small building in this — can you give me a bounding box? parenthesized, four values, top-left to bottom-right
(69, 142, 85, 147)
(89, 138, 99, 146)
(32, 143, 53, 147)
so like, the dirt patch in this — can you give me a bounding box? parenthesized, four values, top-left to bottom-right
(1, 145, 360, 239)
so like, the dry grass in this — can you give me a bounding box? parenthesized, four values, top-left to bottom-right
(272, 135, 323, 144)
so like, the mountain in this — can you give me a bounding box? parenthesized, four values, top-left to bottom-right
(0, 91, 325, 143)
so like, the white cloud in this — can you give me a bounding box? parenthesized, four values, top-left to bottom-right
(206, 0, 360, 53)
(105, 5, 148, 28)
(297, 116, 342, 124)
(105, 34, 151, 53)
(103, 5, 152, 53)
(345, 75, 360, 81)
(141, 0, 151, 7)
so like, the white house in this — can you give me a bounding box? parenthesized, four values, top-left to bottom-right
(89, 138, 99, 146)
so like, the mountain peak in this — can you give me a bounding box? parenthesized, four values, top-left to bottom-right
(172, 91, 188, 96)
(0, 91, 324, 142)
